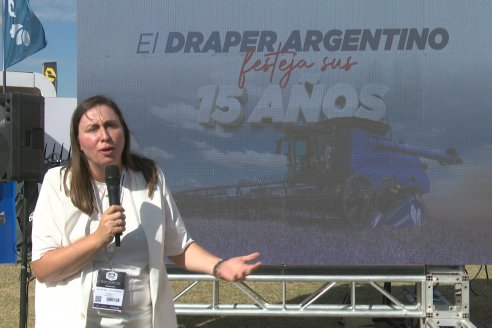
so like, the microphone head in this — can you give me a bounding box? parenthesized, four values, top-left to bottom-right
(105, 165, 120, 186)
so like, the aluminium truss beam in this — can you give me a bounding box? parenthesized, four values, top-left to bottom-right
(168, 265, 477, 327)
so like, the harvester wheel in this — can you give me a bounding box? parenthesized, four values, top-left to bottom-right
(342, 174, 379, 228)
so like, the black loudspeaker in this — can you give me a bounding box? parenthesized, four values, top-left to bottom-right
(0, 93, 45, 181)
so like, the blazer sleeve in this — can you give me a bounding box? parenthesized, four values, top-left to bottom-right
(31, 168, 67, 262)
(159, 168, 194, 256)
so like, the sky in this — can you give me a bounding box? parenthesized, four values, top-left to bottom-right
(7, 0, 77, 98)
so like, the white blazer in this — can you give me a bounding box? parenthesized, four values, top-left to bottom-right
(32, 166, 192, 328)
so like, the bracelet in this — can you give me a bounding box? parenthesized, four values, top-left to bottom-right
(213, 259, 226, 278)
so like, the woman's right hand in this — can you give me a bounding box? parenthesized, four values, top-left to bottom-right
(95, 205, 126, 245)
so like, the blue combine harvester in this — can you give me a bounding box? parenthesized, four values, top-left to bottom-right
(174, 117, 462, 228)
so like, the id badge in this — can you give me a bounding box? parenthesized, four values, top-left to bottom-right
(92, 269, 126, 312)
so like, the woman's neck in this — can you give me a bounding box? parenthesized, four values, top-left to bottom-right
(88, 163, 123, 182)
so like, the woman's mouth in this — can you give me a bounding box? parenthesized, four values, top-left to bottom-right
(99, 147, 114, 155)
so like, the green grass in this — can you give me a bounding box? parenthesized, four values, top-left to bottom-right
(0, 264, 490, 328)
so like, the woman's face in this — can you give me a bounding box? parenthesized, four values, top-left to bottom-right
(77, 104, 125, 181)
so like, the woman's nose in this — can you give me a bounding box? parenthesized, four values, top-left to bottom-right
(100, 127, 111, 140)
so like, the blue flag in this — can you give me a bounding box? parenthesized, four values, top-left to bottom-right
(3, 0, 47, 69)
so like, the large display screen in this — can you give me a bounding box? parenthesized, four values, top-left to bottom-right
(78, 0, 492, 265)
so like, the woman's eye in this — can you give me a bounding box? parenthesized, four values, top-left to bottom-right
(106, 122, 120, 129)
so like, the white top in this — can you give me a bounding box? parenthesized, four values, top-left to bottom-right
(87, 178, 151, 327)
(32, 166, 193, 328)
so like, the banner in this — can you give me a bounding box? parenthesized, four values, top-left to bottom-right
(78, 0, 492, 265)
(0, 182, 16, 264)
(3, 0, 47, 68)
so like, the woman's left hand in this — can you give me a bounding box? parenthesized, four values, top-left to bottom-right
(215, 252, 262, 281)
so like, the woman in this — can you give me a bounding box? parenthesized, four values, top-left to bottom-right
(31, 95, 261, 328)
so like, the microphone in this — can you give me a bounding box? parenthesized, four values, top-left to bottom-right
(105, 165, 121, 247)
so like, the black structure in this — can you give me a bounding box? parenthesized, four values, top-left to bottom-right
(0, 93, 45, 181)
(0, 92, 44, 328)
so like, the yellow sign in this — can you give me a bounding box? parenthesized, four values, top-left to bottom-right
(44, 67, 57, 82)
(42, 62, 58, 91)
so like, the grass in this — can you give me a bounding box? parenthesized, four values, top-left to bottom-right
(0, 264, 489, 328)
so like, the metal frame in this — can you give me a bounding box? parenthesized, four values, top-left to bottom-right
(169, 265, 477, 328)
(424, 266, 475, 328)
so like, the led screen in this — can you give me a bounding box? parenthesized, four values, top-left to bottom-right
(78, 0, 492, 265)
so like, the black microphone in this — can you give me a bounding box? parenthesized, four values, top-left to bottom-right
(105, 165, 121, 247)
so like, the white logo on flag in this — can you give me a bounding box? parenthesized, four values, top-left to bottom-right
(7, 0, 31, 47)
(10, 24, 30, 46)
(8, 0, 16, 17)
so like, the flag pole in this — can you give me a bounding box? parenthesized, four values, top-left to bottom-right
(2, 0, 6, 94)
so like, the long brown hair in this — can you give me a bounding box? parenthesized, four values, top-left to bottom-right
(63, 95, 158, 215)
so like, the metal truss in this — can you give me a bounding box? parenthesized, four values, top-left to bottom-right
(169, 265, 477, 328)
(423, 266, 476, 328)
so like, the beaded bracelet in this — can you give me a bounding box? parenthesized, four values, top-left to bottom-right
(213, 259, 226, 278)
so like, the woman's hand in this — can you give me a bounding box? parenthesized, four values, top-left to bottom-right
(168, 243, 262, 282)
(95, 205, 126, 245)
(214, 252, 262, 281)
